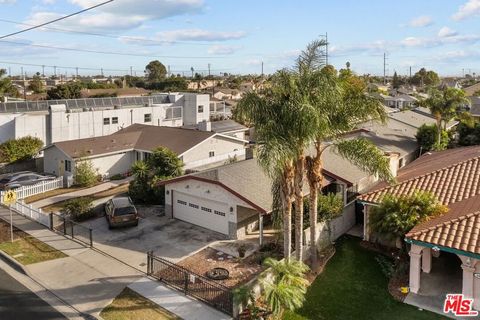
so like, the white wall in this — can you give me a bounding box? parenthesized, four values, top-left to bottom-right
(14, 114, 47, 143)
(88, 151, 134, 177)
(0, 113, 19, 142)
(43, 146, 71, 176)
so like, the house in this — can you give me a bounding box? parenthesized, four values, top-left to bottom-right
(161, 158, 351, 239)
(183, 119, 249, 140)
(387, 107, 458, 130)
(213, 89, 243, 101)
(381, 94, 418, 109)
(464, 82, 480, 96)
(469, 97, 480, 121)
(357, 146, 480, 310)
(42, 123, 247, 178)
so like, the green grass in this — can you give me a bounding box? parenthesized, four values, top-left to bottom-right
(0, 236, 67, 265)
(101, 288, 180, 320)
(284, 236, 447, 320)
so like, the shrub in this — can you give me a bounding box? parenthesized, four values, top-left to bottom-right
(74, 159, 98, 187)
(416, 124, 449, 152)
(63, 197, 94, 222)
(109, 173, 124, 180)
(0, 136, 43, 163)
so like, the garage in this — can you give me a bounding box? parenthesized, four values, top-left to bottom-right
(172, 191, 229, 235)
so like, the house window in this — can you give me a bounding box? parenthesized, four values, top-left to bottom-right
(103, 117, 110, 125)
(209, 151, 215, 158)
(65, 160, 72, 172)
(189, 203, 199, 209)
(112, 117, 118, 124)
(144, 114, 152, 122)
(198, 105, 204, 113)
(201, 207, 212, 213)
(214, 210, 226, 217)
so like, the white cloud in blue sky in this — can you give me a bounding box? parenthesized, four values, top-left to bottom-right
(0, 0, 479, 76)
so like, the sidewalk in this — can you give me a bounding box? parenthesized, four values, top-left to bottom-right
(31, 177, 132, 208)
(0, 207, 232, 320)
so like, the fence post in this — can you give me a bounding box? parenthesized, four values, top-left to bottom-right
(70, 221, 74, 239)
(184, 271, 189, 295)
(147, 251, 151, 275)
(63, 217, 66, 235)
(89, 229, 93, 248)
(49, 212, 53, 230)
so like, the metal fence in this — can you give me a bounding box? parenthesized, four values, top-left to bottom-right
(147, 252, 233, 316)
(0, 177, 63, 204)
(51, 213, 93, 247)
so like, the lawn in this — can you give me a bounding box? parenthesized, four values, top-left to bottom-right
(284, 236, 447, 320)
(100, 288, 180, 320)
(0, 221, 66, 265)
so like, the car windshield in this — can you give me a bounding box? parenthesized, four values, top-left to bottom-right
(114, 206, 136, 216)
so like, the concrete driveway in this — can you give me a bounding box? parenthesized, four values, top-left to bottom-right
(80, 209, 226, 271)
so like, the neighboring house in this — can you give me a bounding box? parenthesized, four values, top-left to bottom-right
(183, 119, 249, 140)
(43, 123, 247, 178)
(387, 107, 458, 130)
(381, 94, 418, 109)
(464, 82, 480, 96)
(161, 158, 352, 239)
(0, 92, 211, 144)
(440, 78, 461, 89)
(469, 97, 480, 121)
(357, 146, 480, 310)
(213, 89, 243, 101)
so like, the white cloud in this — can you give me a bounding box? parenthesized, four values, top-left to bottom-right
(156, 29, 246, 42)
(408, 15, 433, 27)
(208, 45, 241, 55)
(453, 0, 480, 20)
(438, 27, 458, 38)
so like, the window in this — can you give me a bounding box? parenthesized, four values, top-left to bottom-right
(103, 117, 110, 125)
(214, 210, 226, 217)
(144, 113, 152, 122)
(177, 200, 187, 205)
(144, 152, 151, 161)
(65, 160, 72, 172)
(112, 117, 118, 124)
(201, 207, 212, 213)
(209, 151, 215, 158)
(198, 105, 204, 113)
(189, 203, 199, 209)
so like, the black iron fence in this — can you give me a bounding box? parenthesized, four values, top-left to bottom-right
(146, 251, 233, 316)
(50, 213, 93, 248)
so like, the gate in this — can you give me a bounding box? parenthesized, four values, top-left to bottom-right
(146, 251, 233, 316)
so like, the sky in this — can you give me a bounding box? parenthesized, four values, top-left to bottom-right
(0, 0, 479, 77)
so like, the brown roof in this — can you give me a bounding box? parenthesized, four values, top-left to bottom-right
(358, 146, 480, 205)
(51, 124, 216, 158)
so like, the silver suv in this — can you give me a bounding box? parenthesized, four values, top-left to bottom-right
(105, 197, 139, 229)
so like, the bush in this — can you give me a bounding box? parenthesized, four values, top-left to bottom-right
(63, 197, 94, 222)
(0, 136, 43, 163)
(416, 124, 449, 152)
(74, 159, 98, 187)
(109, 173, 124, 180)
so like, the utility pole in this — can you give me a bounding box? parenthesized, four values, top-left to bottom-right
(22, 68, 26, 100)
(261, 61, 264, 76)
(101, 68, 104, 77)
(54, 65, 57, 77)
(383, 53, 388, 85)
(42, 65, 45, 77)
(20, 66, 23, 78)
(8, 67, 11, 77)
(208, 63, 211, 77)
(76, 67, 79, 79)
(130, 66, 133, 77)
(167, 65, 170, 77)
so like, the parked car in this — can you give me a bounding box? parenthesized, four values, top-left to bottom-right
(0, 171, 56, 190)
(105, 197, 139, 229)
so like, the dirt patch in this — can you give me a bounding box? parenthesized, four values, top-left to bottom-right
(177, 247, 264, 288)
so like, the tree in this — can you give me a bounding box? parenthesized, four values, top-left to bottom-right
(420, 87, 469, 150)
(0, 69, 19, 99)
(0, 136, 43, 163)
(457, 121, 480, 146)
(28, 72, 44, 94)
(74, 158, 98, 187)
(147, 147, 184, 177)
(145, 60, 167, 82)
(392, 71, 400, 89)
(260, 258, 309, 317)
(47, 82, 82, 100)
(416, 124, 449, 152)
(411, 68, 440, 87)
(370, 191, 447, 248)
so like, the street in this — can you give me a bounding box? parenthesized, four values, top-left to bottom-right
(0, 267, 65, 320)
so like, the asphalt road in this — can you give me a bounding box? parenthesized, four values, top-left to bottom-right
(0, 267, 66, 320)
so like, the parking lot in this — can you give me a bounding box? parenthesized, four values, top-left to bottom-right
(80, 209, 227, 272)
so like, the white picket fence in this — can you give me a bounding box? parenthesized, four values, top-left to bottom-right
(0, 177, 63, 204)
(10, 199, 51, 228)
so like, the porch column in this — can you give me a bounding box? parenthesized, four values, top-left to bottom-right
(422, 248, 432, 273)
(462, 262, 476, 300)
(258, 213, 264, 246)
(409, 245, 423, 294)
(363, 205, 370, 242)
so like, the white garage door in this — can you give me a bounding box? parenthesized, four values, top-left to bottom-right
(172, 191, 229, 235)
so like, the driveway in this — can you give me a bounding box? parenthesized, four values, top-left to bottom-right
(80, 209, 227, 271)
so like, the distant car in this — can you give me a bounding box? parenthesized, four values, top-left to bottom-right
(105, 197, 139, 229)
(0, 172, 56, 190)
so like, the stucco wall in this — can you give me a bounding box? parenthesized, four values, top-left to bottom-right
(0, 114, 19, 143)
(182, 136, 245, 169)
(14, 114, 47, 143)
(88, 152, 134, 177)
(43, 146, 71, 176)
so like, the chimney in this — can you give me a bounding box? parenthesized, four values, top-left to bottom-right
(198, 120, 211, 131)
(384, 151, 400, 177)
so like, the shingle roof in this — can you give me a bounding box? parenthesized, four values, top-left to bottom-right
(51, 124, 216, 158)
(358, 146, 480, 205)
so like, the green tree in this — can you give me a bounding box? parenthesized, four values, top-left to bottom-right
(28, 72, 45, 94)
(0, 136, 43, 163)
(392, 71, 401, 89)
(260, 257, 309, 317)
(411, 68, 440, 87)
(0, 69, 19, 99)
(47, 82, 82, 100)
(145, 60, 167, 82)
(147, 147, 184, 177)
(416, 124, 449, 152)
(457, 121, 480, 146)
(74, 158, 98, 187)
(420, 87, 469, 150)
(370, 191, 447, 248)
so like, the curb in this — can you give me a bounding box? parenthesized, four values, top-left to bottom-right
(0, 248, 28, 276)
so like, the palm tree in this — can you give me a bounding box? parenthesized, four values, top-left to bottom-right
(260, 257, 310, 317)
(421, 87, 469, 150)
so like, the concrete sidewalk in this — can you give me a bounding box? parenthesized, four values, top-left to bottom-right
(129, 278, 232, 320)
(31, 176, 132, 208)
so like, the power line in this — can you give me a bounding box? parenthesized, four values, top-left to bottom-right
(0, 0, 113, 40)
(0, 18, 218, 47)
(0, 39, 228, 59)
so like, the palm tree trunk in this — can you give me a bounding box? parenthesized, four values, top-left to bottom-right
(306, 144, 323, 263)
(280, 162, 295, 259)
(436, 117, 442, 150)
(294, 155, 305, 261)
